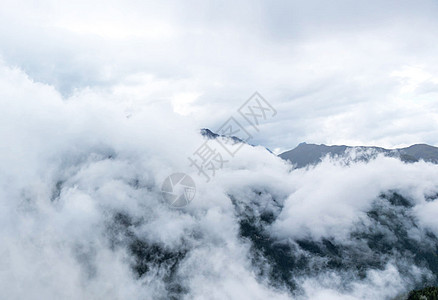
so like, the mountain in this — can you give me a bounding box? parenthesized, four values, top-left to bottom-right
(279, 143, 438, 168)
(200, 129, 438, 167)
(200, 128, 274, 153)
(200, 128, 245, 144)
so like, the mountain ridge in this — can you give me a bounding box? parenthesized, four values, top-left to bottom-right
(279, 142, 438, 168)
(199, 128, 438, 168)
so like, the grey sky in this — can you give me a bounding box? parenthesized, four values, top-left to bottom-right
(2, 2, 438, 298)
(1, 0, 438, 152)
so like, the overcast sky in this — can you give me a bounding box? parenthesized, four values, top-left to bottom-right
(3, 2, 438, 298)
(1, 0, 438, 153)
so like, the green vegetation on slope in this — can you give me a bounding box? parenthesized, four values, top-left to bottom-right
(408, 286, 438, 300)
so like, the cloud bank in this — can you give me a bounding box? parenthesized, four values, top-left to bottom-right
(2, 1, 438, 299)
(1, 62, 438, 299)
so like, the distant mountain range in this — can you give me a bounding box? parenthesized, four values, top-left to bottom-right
(279, 143, 438, 168)
(201, 128, 438, 168)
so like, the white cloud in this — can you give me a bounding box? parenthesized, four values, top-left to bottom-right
(2, 2, 438, 299)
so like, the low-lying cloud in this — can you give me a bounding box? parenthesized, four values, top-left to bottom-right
(1, 62, 438, 299)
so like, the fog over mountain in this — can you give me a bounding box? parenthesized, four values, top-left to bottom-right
(279, 143, 438, 168)
(1, 67, 438, 299)
(2, 1, 438, 300)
